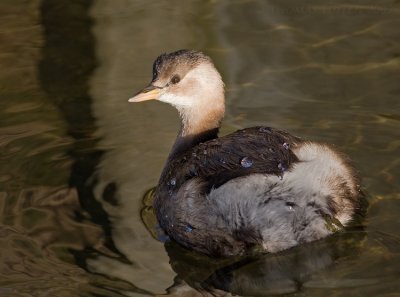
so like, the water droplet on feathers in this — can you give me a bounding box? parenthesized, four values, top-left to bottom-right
(169, 178, 176, 186)
(241, 157, 253, 168)
(278, 162, 286, 180)
(278, 162, 286, 172)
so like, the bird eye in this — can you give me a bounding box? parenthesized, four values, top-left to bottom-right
(171, 75, 180, 84)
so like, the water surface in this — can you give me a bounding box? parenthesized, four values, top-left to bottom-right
(1, 1, 400, 296)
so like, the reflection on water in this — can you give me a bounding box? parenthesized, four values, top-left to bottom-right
(165, 229, 369, 296)
(1, 0, 400, 296)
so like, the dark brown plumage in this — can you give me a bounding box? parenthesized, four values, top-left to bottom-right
(159, 127, 300, 195)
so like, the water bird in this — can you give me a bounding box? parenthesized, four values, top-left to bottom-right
(129, 49, 363, 257)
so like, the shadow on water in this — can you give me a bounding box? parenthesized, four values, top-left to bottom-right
(36, 2, 158, 295)
(39, 0, 126, 269)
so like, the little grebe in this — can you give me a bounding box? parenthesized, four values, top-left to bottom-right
(129, 50, 362, 257)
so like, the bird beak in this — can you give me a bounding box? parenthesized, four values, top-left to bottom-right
(128, 85, 161, 102)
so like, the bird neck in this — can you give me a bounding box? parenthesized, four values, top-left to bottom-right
(169, 127, 219, 161)
(167, 106, 223, 161)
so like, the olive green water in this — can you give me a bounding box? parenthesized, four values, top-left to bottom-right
(1, 1, 400, 296)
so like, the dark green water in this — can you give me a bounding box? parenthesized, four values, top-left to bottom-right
(1, 1, 400, 296)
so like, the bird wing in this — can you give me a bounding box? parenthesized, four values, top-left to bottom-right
(161, 127, 302, 194)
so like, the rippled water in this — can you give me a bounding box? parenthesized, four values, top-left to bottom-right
(1, 1, 400, 296)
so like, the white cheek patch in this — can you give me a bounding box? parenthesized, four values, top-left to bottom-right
(159, 93, 192, 108)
